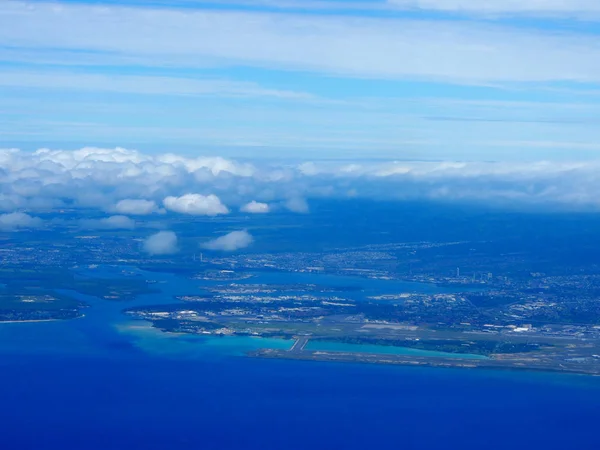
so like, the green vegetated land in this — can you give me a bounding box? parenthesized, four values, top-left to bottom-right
(0, 288, 84, 321)
(0, 266, 159, 321)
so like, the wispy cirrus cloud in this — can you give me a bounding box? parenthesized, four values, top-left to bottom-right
(25, 0, 600, 17)
(388, 0, 600, 17)
(2, 2, 600, 83)
(3, 1, 600, 160)
(0, 71, 315, 100)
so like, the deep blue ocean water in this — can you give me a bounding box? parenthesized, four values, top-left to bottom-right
(2, 352, 600, 450)
(1, 266, 600, 449)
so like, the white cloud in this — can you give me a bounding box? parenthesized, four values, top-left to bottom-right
(81, 215, 136, 230)
(389, 0, 600, 16)
(2, 2, 600, 83)
(158, 154, 254, 177)
(285, 197, 309, 213)
(201, 230, 254, 251)
(5, 146, 600, 212)
(0, 71, 314, 100)
(147, 0, 600, 16)
(240, 200, 270, 213)
(0, 194, 26, 212)
(143, 231, 179, 255)
(0, 212, 43, 230)
(163, 194, 229, 216)
(114, 199, 162, 215)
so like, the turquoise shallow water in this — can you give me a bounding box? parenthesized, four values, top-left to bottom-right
(118, 322, 293, 358)
(306, 340, 488, 359)
(196, 335, 292, 353)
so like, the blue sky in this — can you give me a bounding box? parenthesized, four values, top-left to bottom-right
(2, 0, 600, 160)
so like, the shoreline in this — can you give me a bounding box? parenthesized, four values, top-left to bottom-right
(249, 348, 600, 377)
(0, 319, 62, 324)
(0, 315, 85, 324)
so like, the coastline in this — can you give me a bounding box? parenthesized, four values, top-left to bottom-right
(0, 315, 84, 324)
(0, 319, 63, 324)
(249, 348, 600, 377)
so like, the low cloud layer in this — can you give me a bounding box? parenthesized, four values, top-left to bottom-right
(81, 215, 135, 230)
(285, 197, 309, 214)
(114, 199, 162, 215)
(240, 201, 270, 214)
(0, 212, 43, 231)
(163, 194, 229, 216)
(2, 147, 600, 216)
(143, 231, 179, 255)
(201, 230, 254, 252)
